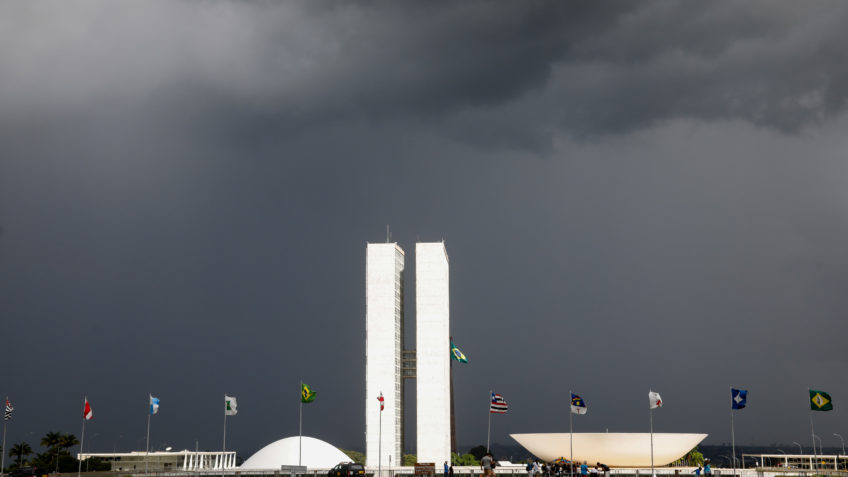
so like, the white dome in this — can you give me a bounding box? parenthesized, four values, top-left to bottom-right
(241, 436, 352, 470)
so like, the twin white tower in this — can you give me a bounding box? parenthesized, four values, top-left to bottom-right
(365, 242, 451, 467)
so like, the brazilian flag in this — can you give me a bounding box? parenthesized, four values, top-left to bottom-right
(450, 341, 468, 363)
(810, 389, 833, 411)
(301, 383, 317, 403)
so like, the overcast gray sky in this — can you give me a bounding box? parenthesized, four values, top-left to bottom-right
(1, 1, 847, 457)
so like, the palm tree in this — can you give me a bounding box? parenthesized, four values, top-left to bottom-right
(58, 434, 78, 450)
(40, 431, 62, 452)
(41, 431, 64, 473)
(9, 442, 33, 466)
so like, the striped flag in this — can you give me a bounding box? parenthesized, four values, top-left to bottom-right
(4, 398, 12, 421)
(378, 392, 384, 411)
(490, 392, 508, 414)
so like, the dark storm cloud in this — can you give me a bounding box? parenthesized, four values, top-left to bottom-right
(3, 1, 848, 145)
(1, 0, 848, 459)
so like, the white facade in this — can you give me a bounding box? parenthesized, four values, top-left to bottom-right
(78, 451, 236, 472)
(365, 243, 405, 468)
(415, 242, 451, 464)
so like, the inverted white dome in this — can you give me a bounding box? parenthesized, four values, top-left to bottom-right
(511, 433, 707, 467)
(241, 436, 352, 469)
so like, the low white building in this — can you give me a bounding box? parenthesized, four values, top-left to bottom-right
(78, 450, 237, 472)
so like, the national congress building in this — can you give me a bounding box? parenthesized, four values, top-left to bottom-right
(365, 241, 451, 468)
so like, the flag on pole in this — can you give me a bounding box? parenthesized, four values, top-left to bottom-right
(649, 391, 663, 409)
(149, 395, 160, 415)
(83, 398, 93, 420)
(731, 389, 747, 410)
(490, 392, 508, 414)
(450, 341, 468, 363)
(4, 399, 12, 421)
(225, 395, 238, 416)
(810, 389, 833, 411)
(301, 384, 317, 403)
(378, 393, 384, 411)
(570, 393, 587, 415)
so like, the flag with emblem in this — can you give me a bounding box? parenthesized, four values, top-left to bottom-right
(4, 398, 12, 421)
(809, 389, 833, 411)
(731, 388, 747, 410)
(450, 341, 468, 363)
(571, 393, 587, 415)
(149, 395, 160, 415)
(649, 391, 663, 409)
(301, 383, 316, 403)
(225, 395, 238, 416)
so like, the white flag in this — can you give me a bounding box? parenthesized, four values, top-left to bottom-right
(225, 395, 238, 416)
(649, 391, 663, 409)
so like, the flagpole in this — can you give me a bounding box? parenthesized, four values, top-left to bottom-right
(1, 397, 8, 477)
(222, 394, 227, 476)
(145, 394, 151, 477)
(808, 388, 817, 472)
(730, 387, 736, 477)
(1, 419, 6, 477)
(378, 398, 382, 477)
(299, 380, 303, 467)
(809, 412, 817, 471)
(649, 390, 655, 477)
(78, 397, 87, 477)
(569, 390, 574, 477)
(486, 390, 492, 453)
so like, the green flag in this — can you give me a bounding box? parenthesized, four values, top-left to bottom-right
(301, 383, 317, 403)
(810, 389, 833, 411)
(450, 341, 468, 363)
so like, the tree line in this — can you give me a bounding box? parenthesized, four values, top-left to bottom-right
(2, 431, 110, 473)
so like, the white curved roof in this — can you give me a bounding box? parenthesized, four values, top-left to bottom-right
(240, 436, 352, 469)
(511, 433, 707, 467)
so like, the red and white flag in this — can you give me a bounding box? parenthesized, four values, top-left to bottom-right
(83, 398, 93, 420)
(648, 391, 663, 409)
(377, 392, 384, 411)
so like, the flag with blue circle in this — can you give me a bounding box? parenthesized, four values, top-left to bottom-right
(731, 388, 747, 410)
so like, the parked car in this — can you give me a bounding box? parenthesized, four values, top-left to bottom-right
(9, 467, 41, 477)
(328, 462, 365, 477)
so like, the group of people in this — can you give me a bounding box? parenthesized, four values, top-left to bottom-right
(692, 459, 712, 476)
(525, 459, 610, 477)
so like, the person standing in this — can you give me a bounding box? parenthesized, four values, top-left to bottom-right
(445, 461, 449, 477)
(481, 453, 493, 477)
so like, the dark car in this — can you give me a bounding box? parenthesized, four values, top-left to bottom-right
(9, 467, 41, 477)
(328, 462, 365, 477)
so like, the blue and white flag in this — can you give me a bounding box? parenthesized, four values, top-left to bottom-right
(150, 394, 160, 415)
(570, 393, 587, 415)
(731, 388, 747, 410)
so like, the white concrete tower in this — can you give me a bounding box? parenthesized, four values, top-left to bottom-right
(415, 242, 451, 464)
(365, 243, 405, 468)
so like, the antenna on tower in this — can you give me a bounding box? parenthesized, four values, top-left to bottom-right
(386, 224, 390, 243)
